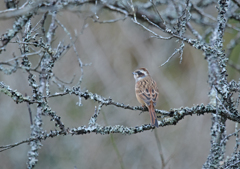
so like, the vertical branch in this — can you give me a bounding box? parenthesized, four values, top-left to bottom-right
(25, 18, 43, 169)
(27, 11, 57, 169)
(234, 123, 239, 153)
(203, 0, 229, 168)
(154, 130, 165, 168)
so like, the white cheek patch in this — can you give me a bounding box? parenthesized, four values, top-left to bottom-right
(135, 76, 145, 82)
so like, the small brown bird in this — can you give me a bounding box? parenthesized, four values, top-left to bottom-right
(133, 68, 159, 127)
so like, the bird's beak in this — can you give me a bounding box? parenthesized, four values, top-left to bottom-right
(132, 72, 135, 75)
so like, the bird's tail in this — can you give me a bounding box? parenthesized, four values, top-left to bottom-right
(148, 102, 159, 128)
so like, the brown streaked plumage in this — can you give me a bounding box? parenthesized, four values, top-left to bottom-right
(132, 68, 159, 127)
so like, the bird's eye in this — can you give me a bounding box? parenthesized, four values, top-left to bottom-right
(137, 71, 145, 77)
(137, 71, 144, 76)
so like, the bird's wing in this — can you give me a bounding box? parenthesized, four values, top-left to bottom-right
(135, 77, 159, 106)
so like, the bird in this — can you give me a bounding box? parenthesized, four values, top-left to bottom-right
(132, 68, 159, 127)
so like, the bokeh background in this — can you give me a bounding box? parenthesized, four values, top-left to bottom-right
(0, 1, 239, 169)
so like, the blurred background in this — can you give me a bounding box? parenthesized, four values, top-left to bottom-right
(0, 0, 240, 169)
